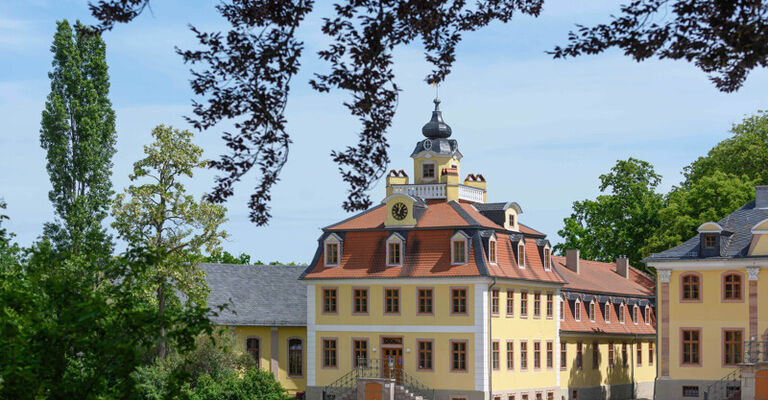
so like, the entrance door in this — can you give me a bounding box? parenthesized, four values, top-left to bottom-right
(757, 369, 768, 400)
(364, 382, 383, 400)
(382, 347, 403, 383)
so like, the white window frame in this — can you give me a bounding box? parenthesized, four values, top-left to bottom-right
(451, 231, 469, 265)
(543, 246, 551, 271)
(518, 240, 526, 268)
(559, 298, 564, 321)
(589, 300, 595, 322)
(324, 233, 343, 267)
(421, 161, 437, 181)
(488, 235, 498, 264)
(604, 302, 611, 323)
(386, 233, 405, 267)
(633, 305, 639, 325)
(574, 299, 581, 322)
(645, 305, 651, 325)
(619, 303, 625, 324)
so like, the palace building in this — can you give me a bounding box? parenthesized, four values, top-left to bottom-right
(645, 187, 768, 400)
(205, 99, 658, 400)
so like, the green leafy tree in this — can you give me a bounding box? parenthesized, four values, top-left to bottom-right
(554, 158, 663, 271)
(112, 125, 228, 359)
(40, 20, 116, 258)
(203, 251, 252, 265)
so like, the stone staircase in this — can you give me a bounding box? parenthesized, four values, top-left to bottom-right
(322, 358, 435, 400)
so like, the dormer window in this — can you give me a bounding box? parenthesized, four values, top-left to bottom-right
(518, 242, 526, 268)
(386, 234, 404, 266)
(543, 247, 551, 271)
(644, 306, 651, 325)
(589, 300, 595, 322)
(619, 303, 625, 324)
(703, 234, 717, 249)
(604, 302, 611, 323)
(508, 214, 515, 227)
(422, 162, 435, 180)
(324, 234, 342, 267)
(451, 231, 469, 265)
(574, 299, 581, 321)
(489, 237, 497, 264)
(632, 305, 639, 324)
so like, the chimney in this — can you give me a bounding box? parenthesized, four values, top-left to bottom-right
(565, 249, 580, 274)
(616, 256, 629, 279)
(757, 186, 768, 209)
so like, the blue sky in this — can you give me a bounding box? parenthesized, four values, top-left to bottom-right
(1, 0, 767, 264)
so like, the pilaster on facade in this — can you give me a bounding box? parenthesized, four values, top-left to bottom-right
(748, 267, 760, 340)
(474, 282, 489, 396)
(658, 269, 671, 379)
(306, 284, 316, 386)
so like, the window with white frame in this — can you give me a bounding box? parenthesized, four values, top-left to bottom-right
(589, 300, 595, 322)
(604, 302, 611, 323)
(619, 303, 625, 324)
(574, 299, 581, 321)
(422, 162, 436, 180)
(543, 247, 551, 270)
(324, 234, 342, 266)
(451, 231, 469, 264)
(489, 237, 497, 264)
(645, 306, 651, 325)
(633, 305, 639, 324)
(559, 298, 564, 320)
(386, 234, 404, 266)
(518, 242, 526, 268)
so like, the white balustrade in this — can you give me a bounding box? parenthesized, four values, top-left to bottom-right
(390, 183, 485, 203)
(458, 184, 484, 203)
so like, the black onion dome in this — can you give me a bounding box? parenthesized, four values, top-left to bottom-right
(421, 98, 452, 138)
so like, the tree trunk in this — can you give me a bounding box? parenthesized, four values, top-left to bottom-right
(157, 283, 167, 359)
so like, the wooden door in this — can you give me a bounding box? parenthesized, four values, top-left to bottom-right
(364, 382, 383, 400)
(757, 369, 768, 400)
(382, 347, 403, 383)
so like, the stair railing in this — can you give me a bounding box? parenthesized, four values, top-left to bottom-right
(703, 367, 741, 400)
(322, 358, 435, 400)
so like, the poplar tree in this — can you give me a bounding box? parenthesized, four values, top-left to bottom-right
(40, 20, 116, 258)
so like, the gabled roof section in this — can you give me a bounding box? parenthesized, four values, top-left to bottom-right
(560, 290, 656, 336)
(553, 255, 654, 297)
(202, 264, 306, 326)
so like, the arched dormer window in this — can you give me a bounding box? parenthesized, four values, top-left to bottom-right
(619, 303, 625, 324)
(518, 241, 526, 268)
(574, 299, 581, 321)
(559, 298, 565, 320)
(681, 273, 701, 302)
(543, 246, 551, 271)
(722, 272, 743, 301)
(488, 235, 497, 264)
(632, 305, 639, 324)
(451, 231, 469, 265)
(386, 233, 404, 267)
(589, 300, 595, 322)
(604, 302, 611, 323)
(324, 233, 343, 267)
(644, 305, 651, 325)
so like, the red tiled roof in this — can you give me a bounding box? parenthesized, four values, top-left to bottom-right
(486, 237, 564, 283)
(560, 295, 656, 336)
(553, 256, 654, 297)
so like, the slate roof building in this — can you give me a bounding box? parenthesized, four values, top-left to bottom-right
(645, 187, 768, 400)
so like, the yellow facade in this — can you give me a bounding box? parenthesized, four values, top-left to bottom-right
(230, 326, 307, 394)
(559, 337, 656, 390)
(412, 154, 460, 185)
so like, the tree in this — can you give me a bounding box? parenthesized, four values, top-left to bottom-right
(40, 20, 116, 258)
(551, 0, 768, 93)
(554, 158, 663, 271)
(202, 251, 253, 265)
(112, 125, 228, 359)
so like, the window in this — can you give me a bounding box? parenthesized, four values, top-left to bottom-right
(574, 299, 581, 321)
(723, 273, 743, 300)
(633, 305, 639, 324)
(559, 298, 564, 320)
(353, 288, 368, 314)
(417, 288, 433, 314)
(288, 338, 303, 376)
(682, 386, 700, 397)
(518, 243, 526, 267)
(508, 214, 515, 228)
(520, 341, 528, 370)
(492, 341, 500, 370)
(508, 396, 516, 400)
(608, 342, 614, 367)
(546, 341, 554, 369)
(547, 392, 554, 400)
(682, 274, 701, 301)
(387, 241, 402, 266)
(506, 289, 515, 317)
(520, 291, 528, 317)
(546, 293, 554, 318)
(619, 303, 625, 324)
(682, 329, 701, 365)
(637, 342, 642, 366)
(572, 390, 578, 400)
(703, 233, 717, 248)
(323, 288, 337, 314)
(724, 330, 743, 365)
(385, 288, 400, 314)
(418, 340, 433, 370)
(522, 395, 529, 400)
(325, 242, 339, 265)
(544, 247, 551, 270)
(353, 339, 368, 367)
(246, 338, 260, 367)
(535, 394, 542, 400)
(589, 301, 595, 322)
(452, 288, 468, 314)
(507, 341, 514, 370)
(592, 341, 599, 369)
(491, 289, 500, 316)
(645, 306, 650, 325)
(452, 239, 467, 264)
(560, 342, 567, 369)
(533, 292, 541, 318)
(489, 239, 497, 264)
(422, 162, 435, 179)
(534, 342, 541, 369)
(323, 339, 337, 368)
(622, 342, 628, 367)
(604, 302, 611, 323)
(576, 342, 583, 370)
(649, 341, 654, 365)
(451, 341, 467, 371)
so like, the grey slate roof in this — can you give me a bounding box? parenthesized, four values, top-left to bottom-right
(410, 138, 460, 157)
(201, 263, 307, 327)
(646, 200, 768, 261)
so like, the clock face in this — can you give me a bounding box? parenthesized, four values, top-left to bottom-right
(391, 202, 408, 221)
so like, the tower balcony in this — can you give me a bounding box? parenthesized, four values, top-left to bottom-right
(389, 183, 485, 203)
